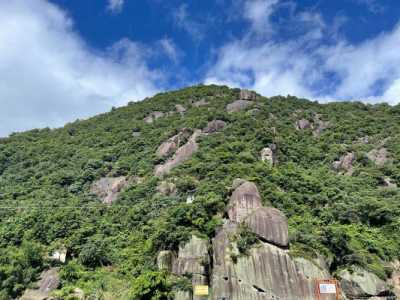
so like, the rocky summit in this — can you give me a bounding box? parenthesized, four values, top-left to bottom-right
(0, 85, 399, 299)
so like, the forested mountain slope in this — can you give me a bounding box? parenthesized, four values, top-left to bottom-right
(0, 85, 399, 299)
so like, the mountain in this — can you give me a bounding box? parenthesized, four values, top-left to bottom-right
(0, 85, 399, 300)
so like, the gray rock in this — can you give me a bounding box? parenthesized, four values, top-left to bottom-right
(154, 130, 202, 176)
(175, 104, 186, 114)
(202, 120, 226, 134)
(296, 119, 312, 130)
(144, 111, 165, 124)
(294, 257, 330, 280)
(239, 89, 257, 100)
(388, 260, 400, 298)
(20, 268, 60, 300)
(232, 178, 247, 190)
(90, 177, 129, 204)
(226, 100, 253, 113)
(156, 129, 191, 158)
(382, 177, 397, 188)
(192, 99, 209, 107)
(367, 148, 389, 167)
(156, 181, 177, 196)
(49, 247, 67, 263)
(260, 146, 276, 165)
(332, 152, 355, 175)
(244, 207, 289, 247)
(227, 181, 262, 223)
(157, 250, 176, 272)
(313, 115, 330, 137)
(132, 130, 141, 137)
(339, 267, 389, 298)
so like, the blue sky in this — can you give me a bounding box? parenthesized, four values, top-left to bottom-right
(1, 0, 400, 136)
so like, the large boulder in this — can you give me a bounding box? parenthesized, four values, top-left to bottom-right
(154, 130, 202, 176)
(156, 181, 177, 196)
(144, 111, 165, 123)
(239, 89, 257, 100)
(90, 177, 129, 204)
(20, 268, 60, 300)
(175, 104, 186, 114)
(388, 260, 400, 298)
(211, 223, 326, 300)
(192, 99, 208, 107)
(227, 181, 262, 223)
(260, 145, 277, 165)
(339, 267, 390, 298)
(156, 129, 191, 158)
(157, 250, 176, 272)
(367, 148, 389, 167)
(226, 100, 253, 113)
(332, 152, 355, 175)
(295, 118, 312, 130)
(243, 207, 289, 247)
(294, 257, 331, 280)
(202, 120, 226, 134)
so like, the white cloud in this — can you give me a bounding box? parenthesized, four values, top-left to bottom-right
(173, 4, 204, 42)
(0, 0, 160, 137)
(107, 0, 124, 14)
(243, 0, 278, 34)
(159, 38, 181, 63)
(205, 0, 400, 104)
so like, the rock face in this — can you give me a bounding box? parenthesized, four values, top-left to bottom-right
(144, 111, 165, 123)
(49, 247, 67, 263)
(388, 260, 400, 298)
(156, 181, 177, 196)
(211, 223, 323, 300)
(244, 207, 289, 247)
(260, 145, 276, 165)
(192, 99, 208, 107)
(239, 89, 257, 100)
(367, 148, 389, 167)
(90, 176, 129, 204)
(296, 118, 312, 130)
(227, 181, 262, 223)
(202, 120, 226, 134)
(226, 100, 253, 113)
(157, 250, 175, 272)
(20, 268, 60, 300)
(313, 115, 330, 137)
(175, 104, 186, 114)
(294, 257, 331, 280)
(154, 130, 202, 177)
(339, 267, 390, 298)
(332, 152, 355, 175)
(156, 129, 191, 158)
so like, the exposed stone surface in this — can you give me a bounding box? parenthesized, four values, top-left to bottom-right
(157, 250, 176, 272)
(247, 108, 260, 116)
(232, 178, 246, 190)
(332, 152, 355, 175)
(154, 130, 202, 176)
(260, 145, 277, 165)
(144, 111, 165, 123)
(226, 100, 253, 113)
(156, 181, 177, 196)
(132, 130, 141, 137)
(296, 118, 312, 130)
(156, 129, 191, 158)
(382, 177, 397, 188)
(202, 120, 226, 134)
(227, 181, 262, 223)
(211, 223, 327, 300)
(339, 267, 390, 298)
(192, 99, 209, 107)
(90, 176, 129, 204)
(186, 194, 195, 204)
(49, 247, 67, 263)
(294, 257, 330, 280)
(20, 268, 60, 300)
(239, 89, 257, 100)
(175, 104, 186, 114)
(244, 207, 289, 247)
(367, 148, 389, 167)
(313, 115, 330, 137)
(388, 260, 400, 298)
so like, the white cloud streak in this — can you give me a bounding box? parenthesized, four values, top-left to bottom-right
(0, 0, 160, 137)
(107, 0, 124, 14)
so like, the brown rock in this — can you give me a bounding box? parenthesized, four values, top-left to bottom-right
(202, 120, 226, 134)
(226, 100, 253, 113)
(332, 152, 355, 175)
(239, 89, 257, 100)
(367, 148, 389, 167)
(90, 177, 129, 204)
(156, 181, 177, 196)
(296, 119, 312, 130)
(227, 181, 262, 223)
(144, 111, 165, 123)
(244, 207, 289, 247)
(154, 130, 202, 176)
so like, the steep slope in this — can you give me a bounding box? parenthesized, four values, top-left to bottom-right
(0, 85, 399, 299)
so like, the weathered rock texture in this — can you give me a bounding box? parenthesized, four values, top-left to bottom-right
(175, 104, 186, 114)
(382, 177, 397, 188)
(294, 257, 331, 280)
(239, 89, 257, 100)
(90, 176, 129, 204)
(211, 222, 331, 300)
(332, 152, 355, 175)
(339, 267, 390, 298)
(144, 111, 165, 123)
(367, 148, 389, 167)
(202, 120, 226, 134)
(156, 181, 177, 196)
(260, 144, 277, 165)
(192, 99, 208, 107)
(313, 115, 330, 137)
(156, 129, 191, 158)
(227, 181, 262, 223)
(154, 130, 202, 177)
(388, 260, 400, 298)
(296, 118, 312, 130)
(20, 268, 60, 300)
(157, 250, 176, 272)
(49, 247, 67, 263)
(244, 207, 289, 247)
(226, 100, 253, 113)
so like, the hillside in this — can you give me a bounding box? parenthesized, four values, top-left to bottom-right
(0, 85, 399, 300)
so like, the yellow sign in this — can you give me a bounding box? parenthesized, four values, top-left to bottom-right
(194, 285, 209, 296)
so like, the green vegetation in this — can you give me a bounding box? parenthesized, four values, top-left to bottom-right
(0, 85, 399, 298)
